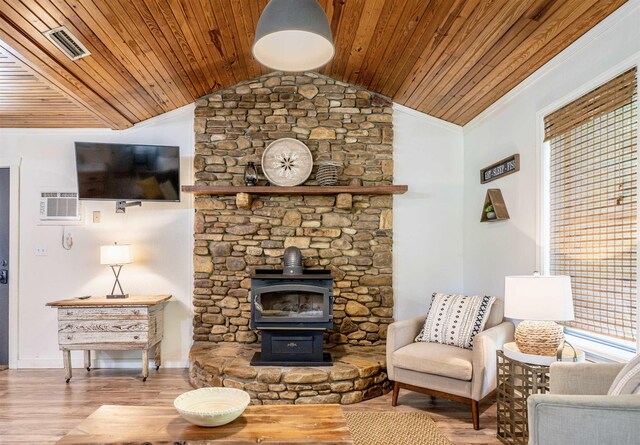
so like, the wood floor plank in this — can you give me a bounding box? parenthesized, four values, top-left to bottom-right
(0, 368, 500, 445)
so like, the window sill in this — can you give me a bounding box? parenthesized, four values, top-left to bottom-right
(565, 333, 636, 363)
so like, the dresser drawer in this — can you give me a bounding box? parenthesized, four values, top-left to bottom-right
(58, 319, 149, 333)
(58, 307, 148, 320)
(59, 331, 149, 346)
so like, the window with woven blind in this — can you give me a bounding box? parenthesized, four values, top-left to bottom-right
(545, 67, 638, 343)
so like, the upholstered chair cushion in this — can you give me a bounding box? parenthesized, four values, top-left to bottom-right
(392, 342, 473, 381)
(415, 293, 496, 349)
(608, 353, 640, 395)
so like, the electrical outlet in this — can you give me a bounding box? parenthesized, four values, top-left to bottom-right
(35, 246, 48, 256)
(93, 211, 101, 223)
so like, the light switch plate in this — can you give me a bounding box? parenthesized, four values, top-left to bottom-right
(35, 246, 48, 256)
(93, 211, 101, 223)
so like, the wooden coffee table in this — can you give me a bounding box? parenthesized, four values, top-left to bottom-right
(57, 404, 353, 444)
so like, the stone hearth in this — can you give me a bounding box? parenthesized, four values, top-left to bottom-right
(190, 343, 390, 405)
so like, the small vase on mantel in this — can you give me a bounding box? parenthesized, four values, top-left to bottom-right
(244, 162, 258, 186)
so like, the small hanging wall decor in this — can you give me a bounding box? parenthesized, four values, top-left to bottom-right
(480, 154, 520, 184)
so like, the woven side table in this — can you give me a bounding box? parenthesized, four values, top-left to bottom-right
(496, 350, 550, 445)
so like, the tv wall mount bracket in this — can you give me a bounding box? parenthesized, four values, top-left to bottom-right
(116, 201, 142, 213)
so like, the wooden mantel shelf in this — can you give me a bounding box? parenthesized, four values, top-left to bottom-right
(182, 185, 408, 196)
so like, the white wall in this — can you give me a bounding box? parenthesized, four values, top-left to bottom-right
(462, 1, 640, 297)
(0, 105, 195, 368)
(393, 105, 464, 320)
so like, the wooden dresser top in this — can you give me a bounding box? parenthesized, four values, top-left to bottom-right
(46, 295, 172, 308)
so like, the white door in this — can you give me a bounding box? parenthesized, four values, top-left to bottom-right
(0, 168, 9, 366)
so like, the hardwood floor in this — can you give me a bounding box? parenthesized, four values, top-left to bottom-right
(0, 368, 500, 445)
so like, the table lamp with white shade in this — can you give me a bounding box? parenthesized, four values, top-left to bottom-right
(504, 274, 574, 356)
(100, 243, 132, 299)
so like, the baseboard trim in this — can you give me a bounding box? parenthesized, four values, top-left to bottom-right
(16, 358, 189, 369)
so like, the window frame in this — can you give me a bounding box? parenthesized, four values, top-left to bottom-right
(537, 61, 640, 360)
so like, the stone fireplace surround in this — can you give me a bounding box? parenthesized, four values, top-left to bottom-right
(190, 71, 395, 404)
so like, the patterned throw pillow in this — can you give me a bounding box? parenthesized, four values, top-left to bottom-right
(415, 293, 496, 350)
(608, 353, 640, 395)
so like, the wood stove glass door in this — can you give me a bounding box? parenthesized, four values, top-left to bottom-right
(253, 284, 330, 324)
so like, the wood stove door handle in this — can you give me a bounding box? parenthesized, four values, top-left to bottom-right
(253, 284, 328, 294)
(253, 293, 263, 313)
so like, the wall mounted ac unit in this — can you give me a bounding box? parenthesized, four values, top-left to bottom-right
(39, 191, 82, 224)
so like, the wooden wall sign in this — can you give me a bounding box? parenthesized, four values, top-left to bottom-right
(480, 154, 520, 184)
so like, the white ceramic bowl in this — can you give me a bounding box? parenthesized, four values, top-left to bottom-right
(174, 387, 251, 427)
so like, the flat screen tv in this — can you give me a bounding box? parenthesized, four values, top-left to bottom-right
(75, 142, 180, 201)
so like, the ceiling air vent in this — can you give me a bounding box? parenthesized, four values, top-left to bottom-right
(43, 26, 91, 61)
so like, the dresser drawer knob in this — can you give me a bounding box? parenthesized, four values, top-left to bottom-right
(134, 335, 139, 340)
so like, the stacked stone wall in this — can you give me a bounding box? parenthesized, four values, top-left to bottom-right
(192, 72, 394, 346)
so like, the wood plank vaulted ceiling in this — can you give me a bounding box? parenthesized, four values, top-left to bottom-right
(0, 0, 628, 129)
(0, 47, 107, 127)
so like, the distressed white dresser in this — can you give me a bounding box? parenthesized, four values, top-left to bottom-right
(47, 295, 171, 382)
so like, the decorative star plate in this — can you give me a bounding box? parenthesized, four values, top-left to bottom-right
(261, 138, 313, 187)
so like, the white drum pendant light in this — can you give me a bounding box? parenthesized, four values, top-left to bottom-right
(253, 0, 335, 72)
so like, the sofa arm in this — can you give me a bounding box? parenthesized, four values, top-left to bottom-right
(386, 316, 425, 380)
(528, 394, 640, 445)
(549, 362, 624, 395)
(471, 321, 515, 401)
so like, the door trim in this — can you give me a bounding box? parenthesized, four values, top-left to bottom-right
(0, 160, 20, 369)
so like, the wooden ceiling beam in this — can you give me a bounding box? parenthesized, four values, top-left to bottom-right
(0, 11, 132, 129)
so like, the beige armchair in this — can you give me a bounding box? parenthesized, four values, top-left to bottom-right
(387, 299, 514, 430)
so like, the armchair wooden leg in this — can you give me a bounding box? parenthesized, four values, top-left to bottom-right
(392, 381, 400, 407)
(471, 399, 480, 430)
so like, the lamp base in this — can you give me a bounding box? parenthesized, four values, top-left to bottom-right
(515, 320, 564, 356)
(106, 294, 129, 299)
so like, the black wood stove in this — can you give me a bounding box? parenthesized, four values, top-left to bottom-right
(250, 247, 334, 366)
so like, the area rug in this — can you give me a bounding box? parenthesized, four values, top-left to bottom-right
(344, 411, 453, 445)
